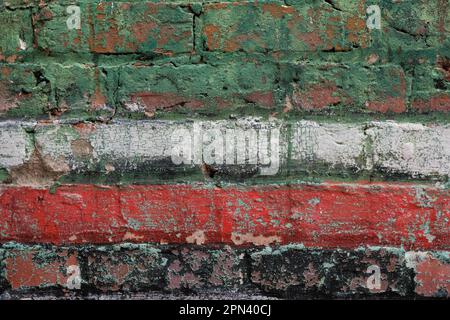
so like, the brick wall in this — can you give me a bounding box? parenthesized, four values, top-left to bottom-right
(0, 0, 449, 299)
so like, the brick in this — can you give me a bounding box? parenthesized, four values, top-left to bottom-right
(412, 93, 450, 113)
(405, 251, 450, 297)
(366, 122, 450, 179)
(250, 247, 414, 298)
(219, 183, 450, 250)
(290, 121, 365, 174)
(380, 0, 449, 47)
(84, 245, 244, 292)
(83, 245, 168, 292)
(0, 121, 34, 168)
(0, 64, 50, 118)
(411, 58, 450, 112)
(199, 1, 369, 53)
(0, 9, 33, 62)
(3, 0, 40, 9)
(117, 58, 279, 115)
(34, 2, 193, 55)
(166, 246, 244, 290)
(0, 185, 221, 245)
(0, 185, 220, 245)
(0, 183, 449, 250)
(283, 63, 407, 113)
(42, 63, 116, 119)
(350, 0, 449, 59)
(1, 120, 449, 183)
(2, 245, 78, 290)
(0, 62, 116, 119)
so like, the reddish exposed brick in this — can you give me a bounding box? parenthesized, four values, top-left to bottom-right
(412, 94, 450, 112)
(4, 249, 78, 290)
(34, 2, 193, 55)
(292, 83, 343, 110)
(407, 253, 450, 297)
(200, 2, 369, 53)
(284, 64, 407, 113)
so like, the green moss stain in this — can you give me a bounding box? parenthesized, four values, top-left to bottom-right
(0, 0, 447, 121)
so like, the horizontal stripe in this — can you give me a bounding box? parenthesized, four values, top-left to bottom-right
(0, 183, 448, 249)
(1, 244, 448, 298)
(0, 120, 449, 184)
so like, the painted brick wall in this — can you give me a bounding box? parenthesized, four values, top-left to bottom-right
(0, 0, 449, 299)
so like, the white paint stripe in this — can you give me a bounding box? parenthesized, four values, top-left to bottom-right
(35, 120, 287, 173)
(0, 121, 34, 168)
(291, 121, 366, 170)
(0, 120, 449, 179)
(367, 122, 450, 178)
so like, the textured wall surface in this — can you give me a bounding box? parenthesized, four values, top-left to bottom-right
(0, 0, 449, 299)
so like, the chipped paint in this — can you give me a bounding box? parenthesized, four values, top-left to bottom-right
(0, 183, 448, 250)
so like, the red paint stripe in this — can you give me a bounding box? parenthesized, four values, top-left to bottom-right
(0, 184, 448, 249)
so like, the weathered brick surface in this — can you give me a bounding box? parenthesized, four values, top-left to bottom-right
(199, 1, 369, 53)
(250, 247, 450, 298)
(0, 63, 115, 119)
(42, 64, 115, 119)
(86, 245, 245, 292)
(0, 0, 449, 300)
(282, 63, 407, 113)
(0, 244, 246, 294)
(0, 0, 448, 118)
(0, 10, 33, 62)
(118, 57, 279, 115)
(0, 64, 49, 118)
(367, 122, 450, 179)
(405, 251, 450, 297)
(0, 244, 448, 298)
(411, 59, 450, 112)
(250, 246, 414, 298)
(1, 245, 79, 291)
(34, 2, 193, 55)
